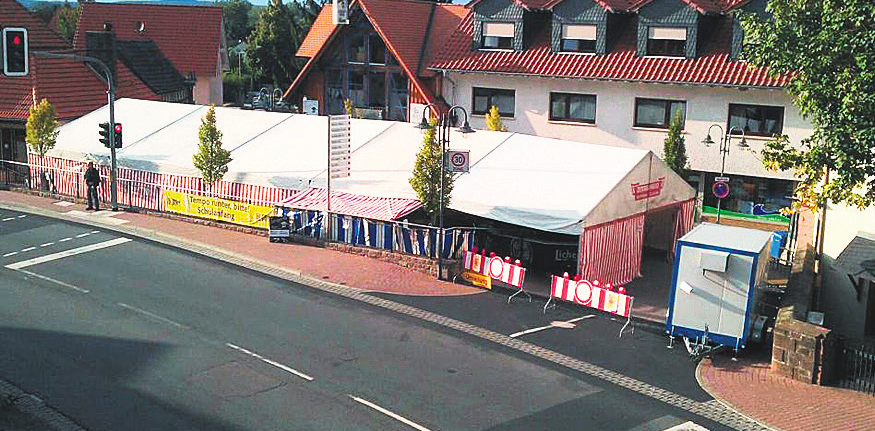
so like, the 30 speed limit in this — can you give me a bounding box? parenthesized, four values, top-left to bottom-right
(446, 150, 470, 173)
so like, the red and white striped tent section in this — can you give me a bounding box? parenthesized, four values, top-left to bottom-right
(280, 188, 421, 222)
(549, 273, 633, 318)
(461, 248, 526, 287)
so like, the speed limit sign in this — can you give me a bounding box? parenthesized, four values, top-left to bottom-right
(446, 150, 470, 173)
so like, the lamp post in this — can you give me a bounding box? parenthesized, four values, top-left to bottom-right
(702, 124, 749, 223)
(415, 104, 474, 280)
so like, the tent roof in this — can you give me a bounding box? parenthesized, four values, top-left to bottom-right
(51, 99, 694, 232)
(680, 223, 773, 253)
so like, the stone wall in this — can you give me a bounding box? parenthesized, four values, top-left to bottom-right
(327, 242, 457, 279)
(771, 244, 835, 384)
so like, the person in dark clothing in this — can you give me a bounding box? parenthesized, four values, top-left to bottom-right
(84, 162, 100, 210)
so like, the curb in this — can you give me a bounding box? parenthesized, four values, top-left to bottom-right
(0, 378, 87, 431)
(695, 359, 782, 431)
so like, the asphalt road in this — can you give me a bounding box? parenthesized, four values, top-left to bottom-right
(0, 209, 735, 431)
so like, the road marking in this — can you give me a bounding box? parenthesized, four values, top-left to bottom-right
(116, 303, 189, 329)
(17, 215, 26, 218)
(16, 270, 89, 293)
(75, 233, 91, 238)
(662, 421, 710, 431)
(90, 230, 100, 234)
(509, 315, 595, 338)
(3, 252, 18, 257)
(21, 247, 36, 252)
(40, 242, 54, 247)
(53, 201, 75, 207)
(5, 237, 132, 270)
(225, 343, 314, 381)
(349, 395, 432, 431)
(2, 217, 14, 221)
(58, 238, 72, 242)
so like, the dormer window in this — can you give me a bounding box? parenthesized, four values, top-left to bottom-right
(560, 24, 596, 53)
(482, 22, 514, 49)
(646, 27, 686, 57)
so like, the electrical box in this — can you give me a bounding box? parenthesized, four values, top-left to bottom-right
(303, 98, 319, 115)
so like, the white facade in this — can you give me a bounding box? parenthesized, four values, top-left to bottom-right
(441, 72, 811, 180)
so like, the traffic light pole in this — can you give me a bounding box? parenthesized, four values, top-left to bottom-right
(33, 52, 119, 211)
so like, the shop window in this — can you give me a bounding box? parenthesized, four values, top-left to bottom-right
(634, 98, 685, 128)
(646, 27, 686, 57)
(368, 70, 386, 109)
(728, 104, 784, 137)
(550, 93, 596, 123)
(560, 24, 596, 53)
(388, 73, 408, 121)
(348, 70, 365, 107)
(369, 34, 386, 65)
(473, 87, 515, 117)
(325, 69, 344, 115)
(482, 22, 514, 49)
(349, 34, 366, 63)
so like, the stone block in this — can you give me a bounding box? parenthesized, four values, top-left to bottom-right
(773, 333, 792, 350)
(772, 362, 794, 377)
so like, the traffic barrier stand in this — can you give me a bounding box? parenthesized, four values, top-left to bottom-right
(545, 273, 635, 338)
(458, 248, 530, 302)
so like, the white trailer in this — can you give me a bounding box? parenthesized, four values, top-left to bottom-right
(666, 223, 773, 352)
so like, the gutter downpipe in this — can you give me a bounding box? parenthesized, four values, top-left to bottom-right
(442, 70, 457, 106)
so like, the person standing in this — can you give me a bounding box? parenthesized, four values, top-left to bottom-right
(84, 162, 100, 210)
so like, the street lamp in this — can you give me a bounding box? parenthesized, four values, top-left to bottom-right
(415, 104, 474, 280)
(702, 124, 749, 223)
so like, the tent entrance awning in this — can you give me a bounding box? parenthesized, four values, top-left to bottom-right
(280, 188, 421, 222)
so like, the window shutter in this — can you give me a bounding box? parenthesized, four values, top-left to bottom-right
(648, 27, 687, 40)
(562, 24, 596, 40)
(483, 22, 515, 38)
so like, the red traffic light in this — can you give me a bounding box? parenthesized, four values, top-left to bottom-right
(12, 35, 21, 45)
(114, 123, 122, 133)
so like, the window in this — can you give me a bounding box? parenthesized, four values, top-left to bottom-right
(560, 24, 596, 53)
(349, 34, 366, 63)
(473, 87, 515, 117)
(728, 104, 784, 137)
(550, 93, 596, 123)
(634, 98, 686, 128)
(646, 27, 686, 57)
(369, 34, 386, 65)
(482, 22, 514, 49)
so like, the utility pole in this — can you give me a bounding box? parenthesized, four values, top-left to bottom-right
(33, 51, 119, 211)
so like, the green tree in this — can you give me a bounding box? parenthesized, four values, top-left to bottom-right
(26, 98, 60, 156)
(343, 98, 354, 117)
(740, 0, 875, 209)
(662, 111, 688, 177)
(56, 1, 78, 42)
(29, 2, 59, 24)
(485, 105, 505, 132)
(192, 106, 232, 186)
(246, 0, 309, 90)
(409, 119, 454, 225)
(216, 0, 254, 45)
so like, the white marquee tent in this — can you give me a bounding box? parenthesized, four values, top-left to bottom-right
(46, 98, 696, 284)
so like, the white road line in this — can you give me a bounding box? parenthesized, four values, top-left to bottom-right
(225, 343, 314, 381)
(90, 230, 100, 234)
(58, 238, 72, 242)
(16, 270, 89, 293)
(3, 252, 18, 257)
(40, 242, 54, 247)
(17, 215, 26, 218)
(5, 237, 132, 270)
(348, 395, 433, 431)
(116, 303, 189, 329)
(75, 233, 90, 238)
(663, 421, 710, 431)
(509, 315, 595, 338)
(53, 201, 75, 207)
(21, 247, 36, 252)
(2, 217, 14, 221)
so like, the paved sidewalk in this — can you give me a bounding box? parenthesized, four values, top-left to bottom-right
(3, 189, 873, 431)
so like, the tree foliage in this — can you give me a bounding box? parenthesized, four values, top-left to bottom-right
(245, 0, 318, 90)
(740, 0, 875, 209)
(409, 119, 454, 225)
(192, 106, 232, 186)
(216, 0, 254, 45)
(662, 111, 688, 177)
(26, 98, 60, 156)
(56, 1, 78, 42)
(485, 105, 505, 132)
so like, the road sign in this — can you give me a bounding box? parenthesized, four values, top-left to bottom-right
(446, 149, 469, 173)
(714, 176, 730, 182)
(461, 271, 491, 289)
(712, 181, 730, 199)
(329, 115, 350, 179)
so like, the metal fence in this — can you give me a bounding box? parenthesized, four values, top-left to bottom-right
(837, 337, 875, 396)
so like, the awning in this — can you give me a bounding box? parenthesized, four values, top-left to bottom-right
(280, 188, 421, 222)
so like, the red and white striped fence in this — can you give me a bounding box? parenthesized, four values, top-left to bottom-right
(546, 272, 635, 337)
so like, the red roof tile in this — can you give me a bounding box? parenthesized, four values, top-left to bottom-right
(429, 10, 789, 88)
(0, 0, 68, 50)
(297, 4, 337, 58)
(423, 3, 469, 73)
(74, 2, 224, 76)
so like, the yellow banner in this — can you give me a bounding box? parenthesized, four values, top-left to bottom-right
(461, 271, 492, 289)
(163, 190, 272, 229)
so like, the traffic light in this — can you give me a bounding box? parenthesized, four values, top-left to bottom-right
(113, 123, 122, 148)
(2, 27, 28, 76)
(99, 122, 111, 147)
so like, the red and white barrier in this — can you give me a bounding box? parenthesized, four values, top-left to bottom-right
(549, 273, 633, 317)
(461, 248, 526, 288)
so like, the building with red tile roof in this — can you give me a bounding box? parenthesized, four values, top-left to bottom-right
(74, 2, 228, 105)
(1, 0, 161, 169)
(284, 0, 466, 120)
